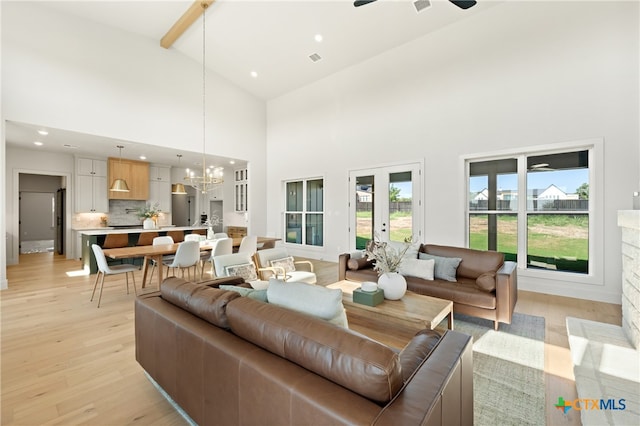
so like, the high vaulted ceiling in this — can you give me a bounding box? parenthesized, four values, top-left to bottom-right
(38, 0, 499, 100)
(5, 1, 499, 167)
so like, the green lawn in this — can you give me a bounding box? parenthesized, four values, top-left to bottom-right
(470, 214, 589, 272)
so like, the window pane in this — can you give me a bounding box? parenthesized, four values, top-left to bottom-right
(355, 175, 374, 250)
(497, 214, 518, 262)
(527, 214, 588, 273)
(469, 176, 488, 211)
(306, 214, 323, 246)
(527, 151, 589, 211)
(469, 213, 518, 262)
(286, 181, 303, 212)
(469, 214, 488, 250)
(285, 213, 302, 243)
(306, 179, 323, 212)
(389, 172, 412, 242)
(497, 173, 517, 211)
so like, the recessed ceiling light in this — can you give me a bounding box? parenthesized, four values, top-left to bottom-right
(37, 129, 48, 136)
(33, 141, 43, 146)
(63, 144, 78, 149)
(314, 34, 323, 43)
(250, 71, 258, 78)
(139, 155, 147, 160)
(229, 160, 235, 165)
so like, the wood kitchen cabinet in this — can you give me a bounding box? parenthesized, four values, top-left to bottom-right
(108, 157, 149, 200)
(76, 158, 108, 212)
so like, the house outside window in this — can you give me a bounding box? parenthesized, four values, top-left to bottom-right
(467, 143, 598, 277)
(284, 178, 324, 247)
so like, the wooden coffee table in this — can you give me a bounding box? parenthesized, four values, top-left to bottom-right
(327, 280, 454, 332)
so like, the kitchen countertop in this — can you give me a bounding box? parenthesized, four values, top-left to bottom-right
(76, 226, 208, 236)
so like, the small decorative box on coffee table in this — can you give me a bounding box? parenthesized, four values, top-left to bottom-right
(353, 287, 384, 307)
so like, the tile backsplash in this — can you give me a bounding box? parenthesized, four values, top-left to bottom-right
(73, 200, 172, 229)
(108, 200, 147, 225)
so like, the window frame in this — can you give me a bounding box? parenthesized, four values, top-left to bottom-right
(283, 176, 324, 248)
(463, 138, 604, 287)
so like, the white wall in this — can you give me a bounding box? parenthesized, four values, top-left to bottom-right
(1, 3, 267, 280)
(266, 1, 639, 303)
(5, 147, 74, 265)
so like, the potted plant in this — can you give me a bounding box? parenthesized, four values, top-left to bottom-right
(137, 202, 161, 229)
(365, 234, 412, 300)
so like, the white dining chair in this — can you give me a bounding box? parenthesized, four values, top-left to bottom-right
(147, 236, 174, 283)
(213, 232, 228, 239)
(184, 234, 202, 242)
(91, 244, 139, 308)
(238, 235, 258, 255)
(163, 240, 200, 281)
(204, 237, 233, 278)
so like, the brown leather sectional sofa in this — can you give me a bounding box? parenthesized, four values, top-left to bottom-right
(339, 244, 518, 330)
(135, 277, 474, 425)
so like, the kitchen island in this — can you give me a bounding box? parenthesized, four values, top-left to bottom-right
(78, 226, 209, 274)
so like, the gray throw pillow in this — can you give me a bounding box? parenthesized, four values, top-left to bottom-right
(418, 253, 462, 282)
(219, 285, 268, 302)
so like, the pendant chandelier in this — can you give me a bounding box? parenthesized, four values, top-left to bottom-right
(171, 154, 187, 194)
(110, 145, 130, 192)
(184, 1, 224, 194)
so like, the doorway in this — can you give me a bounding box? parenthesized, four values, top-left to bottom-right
(349, 163, 422, 250)
(17, 173, 67, 256)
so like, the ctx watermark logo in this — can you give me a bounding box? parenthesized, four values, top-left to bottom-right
(555, 396, 626, 414)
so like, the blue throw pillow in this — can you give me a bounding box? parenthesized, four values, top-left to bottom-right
(418, 253, 462, 282)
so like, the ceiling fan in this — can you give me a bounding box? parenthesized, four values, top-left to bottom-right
(354, 0, 477, 10)
(529, 163, 555, 172)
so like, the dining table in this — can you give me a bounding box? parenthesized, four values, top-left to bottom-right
(102, 237, 281, 289)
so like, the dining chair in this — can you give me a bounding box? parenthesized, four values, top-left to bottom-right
(213, 232, 228, 239)
(91, 244, 139, 308)
(238, 235, 258, 255)
(184, 234, 202, 242)
(204, 237, 233, 279)
(163, 240, 200, 281)
(147, 236, 174, 283)
(254, 247, 317, 284)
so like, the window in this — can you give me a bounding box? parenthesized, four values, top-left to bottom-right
(467, 146, 594, 276)
(285, 178, 323, 247)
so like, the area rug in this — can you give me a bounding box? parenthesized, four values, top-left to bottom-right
(453, 313, 545, 426)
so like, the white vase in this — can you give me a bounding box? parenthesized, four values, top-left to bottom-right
(143, 218, 155, 230)
(377, 272, 407, 300)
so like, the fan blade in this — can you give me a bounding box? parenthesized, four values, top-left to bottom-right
(449, 0, 477, 9)
(354, 0, 378, 7)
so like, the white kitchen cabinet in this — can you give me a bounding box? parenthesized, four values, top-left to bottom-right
(149, 180, 171, 212)
(149, 165, 171, 182)
(75, 158, 108, 213)
(148, 165, 171, 212)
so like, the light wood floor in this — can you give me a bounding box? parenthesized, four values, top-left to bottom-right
(2, 253, 621, 425)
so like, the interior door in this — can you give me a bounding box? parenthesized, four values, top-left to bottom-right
(349, 163, 422, 250)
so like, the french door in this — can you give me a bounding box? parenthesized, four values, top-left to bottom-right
(349, 163, 422, 250)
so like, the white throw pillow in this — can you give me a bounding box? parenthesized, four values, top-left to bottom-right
(267, 279, 348, 328)
(270, 256, 296, 273)
(387, 241, 420, 261)
(399, 258, 435, 281)
(225, 263, 258, 282)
